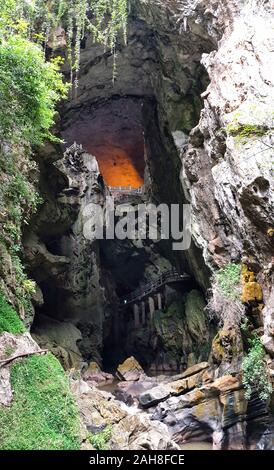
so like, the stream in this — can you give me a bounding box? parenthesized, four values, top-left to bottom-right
(97, 372, 213, 450)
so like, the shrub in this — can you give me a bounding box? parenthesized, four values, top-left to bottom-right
(206, 263, 245, 328)
(215, 263, 241, 300)
(0, 35, 68, 146)
(88, 426, 112, 450)
(0, 294, 26, 334)
(0, 354, 81, 450)
(242, 335, 272, 401)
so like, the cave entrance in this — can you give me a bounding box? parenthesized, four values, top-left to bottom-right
(62, 97, 145, 188)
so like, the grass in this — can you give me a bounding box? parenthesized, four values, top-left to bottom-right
(0, 353, 81, 450)
(0, 294, 26, 334)
(225, 123, 268, 142)
(215, 263, 241, 300)
(206, 263, 245, 328)
(242, 334, 272, 402)
(88, 426, 112, 450)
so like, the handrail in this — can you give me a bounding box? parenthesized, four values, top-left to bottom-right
(121, 268, 191, 305)
(108, 186, 142, 195)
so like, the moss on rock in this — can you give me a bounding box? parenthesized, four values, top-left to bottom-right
(152, 290, 210, 368)
(0, 353, 81, 450)
(241, 264, 263, 304)
(0, 294, 26, 334)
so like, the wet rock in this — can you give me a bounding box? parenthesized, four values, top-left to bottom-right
(151, 374, 245, 448)
(83, 362, 114, 385)
(164, 397, 221, 445)
(149, 370, 272, 450)
(116, 356, 146, 382)
(139, 367, 207, 408)
(113, 414, 179, 450)
(139, 384, 172, 408)
(71, 377, 178, 450)
(114, 388, 135, 407)
(116, 378, 157, 404)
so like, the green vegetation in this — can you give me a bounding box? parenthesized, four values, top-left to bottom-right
(88, 425, 112, 450)
(242, 334, 272, 401)
(0, 354, 81, 450)
(0, 294, 26, 334)
(163, 300, 184, 319)
(0, 0, 128, 87)
(207, 263, 245, 328)
(0, 36, 68, 145)
(225, 122, 268, 142)
(0, 3, 66, 318)
(215, 263, 241, 300)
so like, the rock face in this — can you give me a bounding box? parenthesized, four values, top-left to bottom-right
(145, 368, 273, 450)
(181, 0, 274, 270)
(262, 288, 274, 357)
(124, 289, 212, 372)
(25, 143, 112, 365)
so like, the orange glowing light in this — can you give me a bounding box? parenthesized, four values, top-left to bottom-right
(92, 147, 144, 188)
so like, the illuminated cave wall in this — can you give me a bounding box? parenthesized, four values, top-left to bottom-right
(62, 97, 145, 188)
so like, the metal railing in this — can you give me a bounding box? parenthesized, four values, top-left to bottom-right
(108, 186, 142, 195)
(121, 268, 191, 305)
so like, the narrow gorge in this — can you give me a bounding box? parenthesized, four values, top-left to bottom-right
(0, 0, 273, 452)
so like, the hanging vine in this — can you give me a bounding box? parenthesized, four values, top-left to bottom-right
(0, 0, 129, 89)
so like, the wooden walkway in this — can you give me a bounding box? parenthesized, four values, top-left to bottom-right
(121, 268, 191, 305)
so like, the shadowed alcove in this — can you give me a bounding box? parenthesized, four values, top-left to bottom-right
(62, 97, 145, 188)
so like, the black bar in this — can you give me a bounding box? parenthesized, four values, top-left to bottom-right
(0, 450, 272, 468)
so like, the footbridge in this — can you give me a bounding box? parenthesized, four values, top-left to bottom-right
(121, 268, 191, 328)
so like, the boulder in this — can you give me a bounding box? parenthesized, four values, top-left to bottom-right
(116, 378, 158, 404)
(113, 414, 179, 450)
(0, 331, 41, 360)
(73, 384, 127, 428)
(71, 376, 178, 450)
(212, 375, 241, 394)
(83, 362, 114, 385)
(154, 396, 221, 445)
(139, 368, 206, 408)
(139, 384, 172, 408)
(116, 356, 145, 382)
